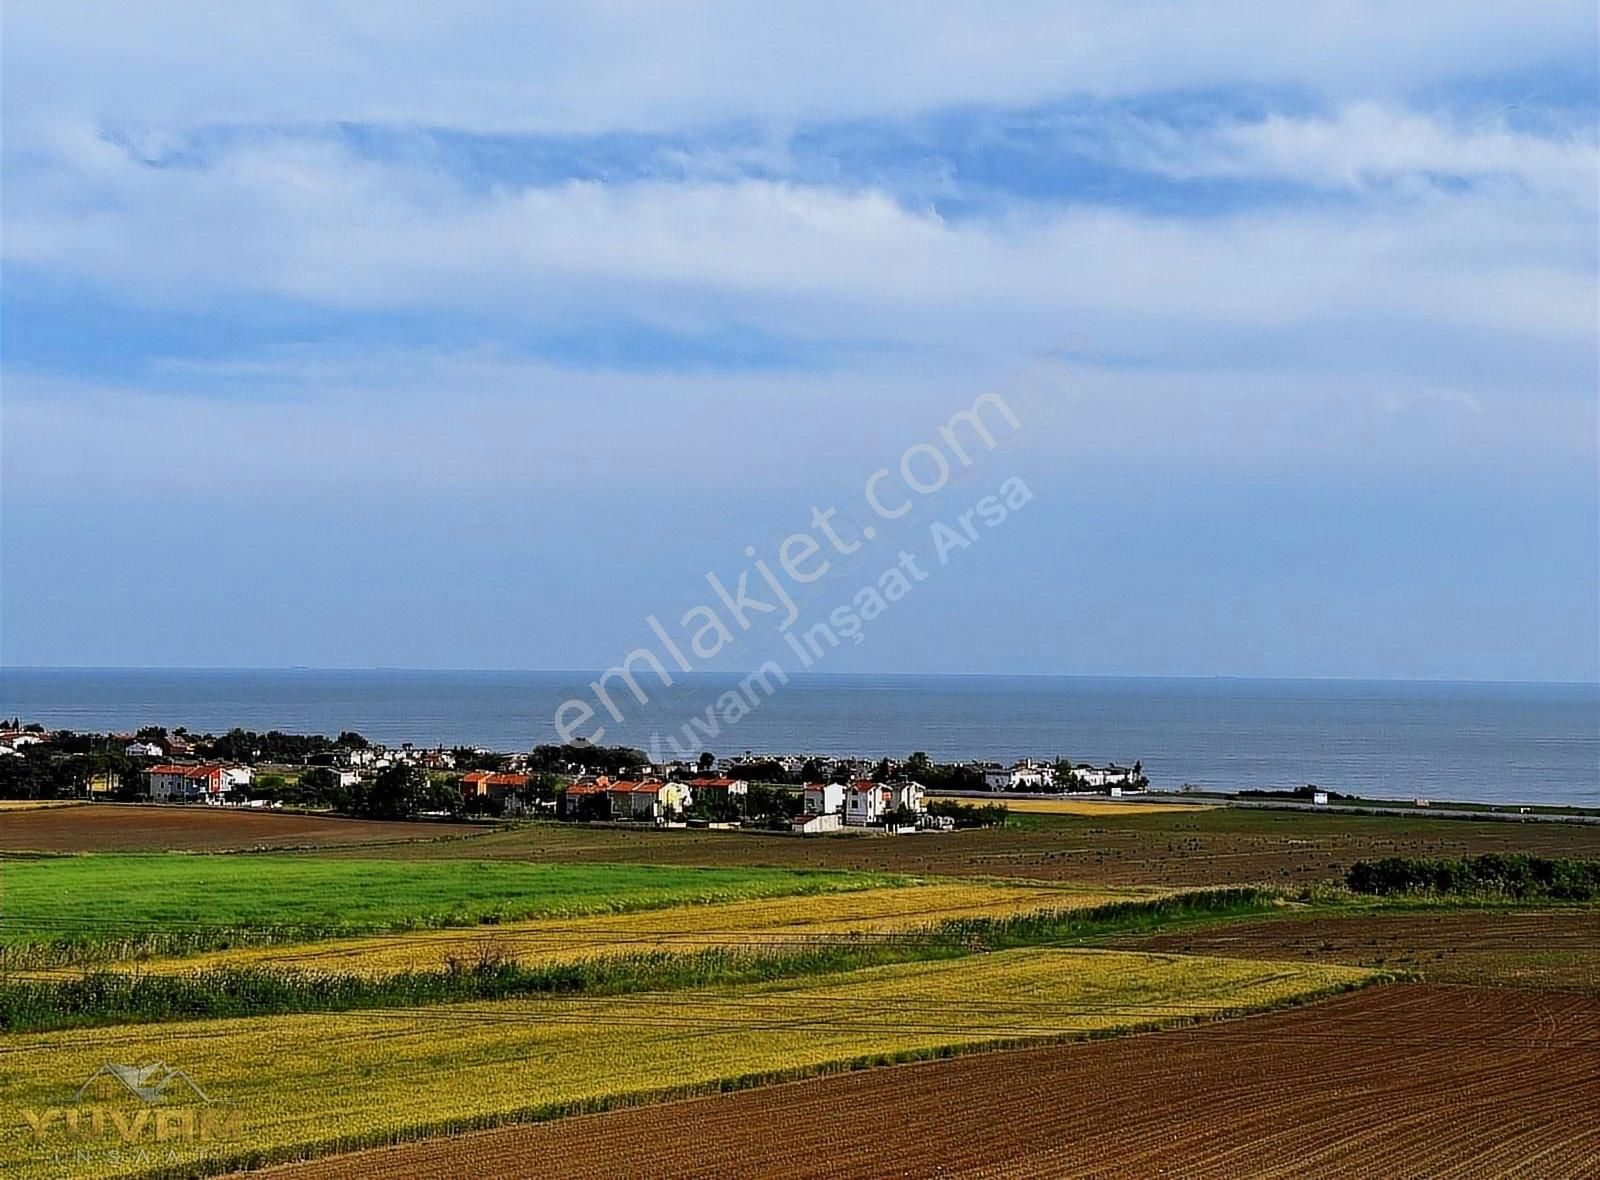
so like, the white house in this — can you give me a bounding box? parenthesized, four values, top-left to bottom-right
(844, 779, 928, 826)
(125, 741, 165, 758)
(802, 782, 845, 815)
(148, 764, 250, 803)
(792, 811, 842, 834)
(147, 764, 224, 803)
(983, 760, 1056, 791)
(888, 779, 927, 814)
(1072, 764, 1137, 789)
(844, 780, 889, 826)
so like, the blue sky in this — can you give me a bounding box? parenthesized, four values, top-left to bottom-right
(3, 2, 1596, 681)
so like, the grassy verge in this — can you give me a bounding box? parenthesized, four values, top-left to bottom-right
(0, 888, 1276, 1031)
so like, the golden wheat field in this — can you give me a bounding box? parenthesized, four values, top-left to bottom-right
(81, 882, 1156, 977)
(4, 949, 1375, 1180)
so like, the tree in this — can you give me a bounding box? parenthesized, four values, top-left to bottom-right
(359, 764, 430, 820)
(522, 772, 561, 803)
(697, 751, 716, 773)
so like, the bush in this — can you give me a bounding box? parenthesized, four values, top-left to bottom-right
(927, 800, 1008, 829)
(1346, 854, 1600, 901)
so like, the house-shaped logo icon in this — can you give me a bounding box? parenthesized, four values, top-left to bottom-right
(73, 1063, 210, 1105)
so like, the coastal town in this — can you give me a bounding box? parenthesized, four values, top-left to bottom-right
(0, 722, 1146, 833)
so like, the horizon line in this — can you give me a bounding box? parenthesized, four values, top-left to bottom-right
(4, 665, 1597, 689)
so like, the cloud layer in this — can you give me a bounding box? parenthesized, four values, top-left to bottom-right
(3, 3, 1596, 676)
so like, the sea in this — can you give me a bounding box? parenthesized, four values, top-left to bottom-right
(3, 668, 1597, 808)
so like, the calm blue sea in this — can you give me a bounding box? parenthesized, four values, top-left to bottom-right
(2, 669, 1596, 807)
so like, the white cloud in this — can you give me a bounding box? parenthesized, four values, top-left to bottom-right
(1110, 102, 1599, 204)
(5, 124, 1593, 355)
(4, 2, 1595, 138)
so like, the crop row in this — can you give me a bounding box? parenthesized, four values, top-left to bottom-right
(2, 948, 1376, 1180)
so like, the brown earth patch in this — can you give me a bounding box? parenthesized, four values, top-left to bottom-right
(321, 809, 1600, 888)
(1120, 907, 1600, 993)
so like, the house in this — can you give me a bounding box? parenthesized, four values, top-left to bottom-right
(844, 780, 890, 826)
(148, 763, 249, 803)
(802, 782, 845, 815)
(124, 740, 165, 758)
(147, 764, 224, 803)
(983, 759, 1056, 791)
(688, 777, 749, 798)
(888, 779, 927, 814)
(561, 776, 613, 819)
(608, 779, 692, 822)
(793, 811, 842, 834)
(460, 771, 528, 801)
(1072, 763, 1137, 789)
(844, 779, 927, 826)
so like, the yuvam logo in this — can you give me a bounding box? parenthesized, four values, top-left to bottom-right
(22, 1062, 242, 1143)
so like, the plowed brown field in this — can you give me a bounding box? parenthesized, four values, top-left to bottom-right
(14, 805, 1600, 887)
(328, 809, 1600, 887)
(1123, 908, 1600, 993)
(240, 985, 1600, 1180)
(0, 803, 483, 852)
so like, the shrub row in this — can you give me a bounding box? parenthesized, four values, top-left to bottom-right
(1345, 853, 1600, 900)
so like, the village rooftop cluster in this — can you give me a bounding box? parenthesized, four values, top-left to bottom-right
(0, 723, 1147, 833)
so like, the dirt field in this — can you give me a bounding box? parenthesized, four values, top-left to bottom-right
(9, 805, 1600, 886)
(0, 803, 484, 853)
(1121, 907, 1600, 993)
(241, 984, 1600, 1180)
(328, 809, 1600, 888)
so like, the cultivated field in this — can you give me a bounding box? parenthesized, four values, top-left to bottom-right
(0, 804, 484, 853)
(14, 805, 1600, 890)
(3, 949, 1371, 1179)
(2, 855, 898, 965)
(6, 803, 1597, 1179)
(324, 808, 1600, 887)
(242, 984, 1600, 1180)
(101, 881, 1143, 977)
(1123, 906, 1600, 993)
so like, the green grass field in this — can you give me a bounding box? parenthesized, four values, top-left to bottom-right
(0, 855, 901, 964)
